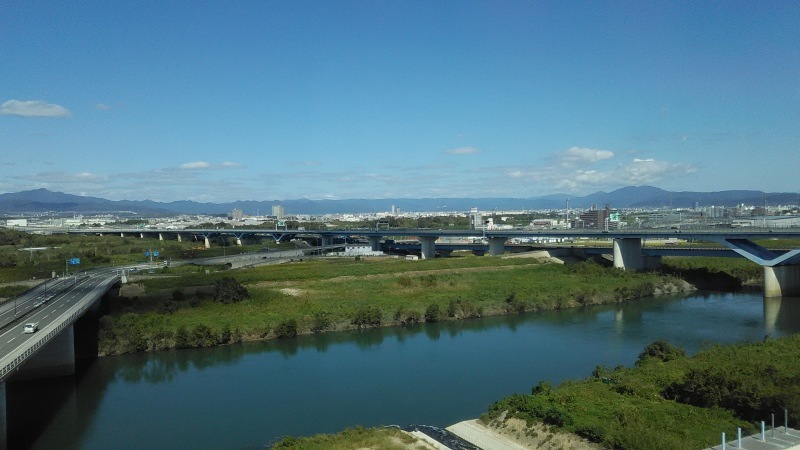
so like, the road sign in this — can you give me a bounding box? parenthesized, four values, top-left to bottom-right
(153, 251, 160, 257)
(69, 258, 80, 265)
(278, 221, 285, 227)
(144, 251, 150, 257)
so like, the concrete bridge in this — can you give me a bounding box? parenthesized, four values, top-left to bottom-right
(0, 271, 120, 447)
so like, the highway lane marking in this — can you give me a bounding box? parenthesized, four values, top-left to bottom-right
(7, 338, 15, 343)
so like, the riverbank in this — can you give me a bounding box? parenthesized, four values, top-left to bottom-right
(98, 256, 695, 355)
(271, 334, 800, 450)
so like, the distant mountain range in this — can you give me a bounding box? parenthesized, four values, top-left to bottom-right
(0, 187, 798, 216)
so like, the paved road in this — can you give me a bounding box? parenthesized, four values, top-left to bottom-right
(0, 277, 76, 329)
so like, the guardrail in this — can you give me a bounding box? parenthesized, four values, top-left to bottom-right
(0, 275, 119, 381)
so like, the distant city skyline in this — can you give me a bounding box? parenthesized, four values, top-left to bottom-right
(2, 1, 798, 202)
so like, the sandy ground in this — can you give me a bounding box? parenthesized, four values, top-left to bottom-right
(448, 417, 603, 450)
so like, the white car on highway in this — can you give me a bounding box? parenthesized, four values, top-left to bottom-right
(23, 323, 39, 333)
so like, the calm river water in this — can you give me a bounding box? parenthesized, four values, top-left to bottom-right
(9, 291, 800, 449)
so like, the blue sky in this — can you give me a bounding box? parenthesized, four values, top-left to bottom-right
(2, 1, 798, 203)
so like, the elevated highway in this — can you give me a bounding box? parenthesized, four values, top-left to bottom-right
(15, 226, 800, 296)
(0, 271, 119, 382)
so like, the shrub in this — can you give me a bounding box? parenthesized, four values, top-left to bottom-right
(219, 324, 232, 344)
(311, 311, 331, 332)
(351, 305, 382, 327)
(504, 293, 526, 314)
(175, 326, 189, 348)
(191, 324, 217, 347)
(424, 303, 442, 322)
(636, 340, 686, 366)
(275, 319, 298, 338)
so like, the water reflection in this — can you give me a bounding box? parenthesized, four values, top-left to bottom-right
(764, 296, 800, 338)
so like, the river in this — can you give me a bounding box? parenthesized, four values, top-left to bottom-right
(8, 291, 800, 449)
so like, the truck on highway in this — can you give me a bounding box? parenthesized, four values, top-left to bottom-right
(23, 322, 39, 334)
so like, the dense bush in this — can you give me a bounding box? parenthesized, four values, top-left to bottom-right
(213, 277, 249, 304)
(311, 311, 331, 332)
(351, 305, 382, 327)
(274, 319, 298, 338)
(191, 324, 217, 347)
(636, 339, 686, 365)
(424, 303, 441, 322)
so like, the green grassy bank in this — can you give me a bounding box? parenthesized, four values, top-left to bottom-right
(99, 255, 690, 355)
(481, 334, 800, 449)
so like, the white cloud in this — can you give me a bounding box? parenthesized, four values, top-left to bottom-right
(95, 103, 111, 110)
(556, 147, 615, 167)
(446, 146, 479, 155)
(1, 99, 72, 118)
(180, 161, 211, 170)
(21, 171, 108, 183)
(221, 161, 243, 168)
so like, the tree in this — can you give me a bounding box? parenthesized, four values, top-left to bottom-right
(213, 277, 249, 304)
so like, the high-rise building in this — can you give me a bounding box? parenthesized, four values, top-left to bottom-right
(469, 207, 483, 230)
(272, 205, 285, 219)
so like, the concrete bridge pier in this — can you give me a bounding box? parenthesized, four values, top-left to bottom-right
(202, 235, 211, 249)
(158, 233, 164, 241)
(419, 236, 437, 259)
(488, 237, 507, 256)
(176, 233, 183, 242)
(368, 236, 382, 252)
(763, 265, 800, 297)
(234, 233, 248, 246)
(613, 238, 644, 271)
(321, 236, 333, 246)
(0, 381, 5, 450)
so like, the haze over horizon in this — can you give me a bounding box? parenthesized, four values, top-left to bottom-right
(2, 2, 799, 203)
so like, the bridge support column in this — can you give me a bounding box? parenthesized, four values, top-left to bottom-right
(488, 237, 507, 256)
(643, 255, 663, 270)
(158, 233, 164, 241)
(13, 325, 76, 381)
(321, 236, 333, 246)
(763, 265, 800, 298)
(0, 381, 5, 450)
(203, 236, 211, 249)
(140, 233, 144, 239)
(368, 236, 382, 252)
(613, 238, 644, 271)
(176, 233, 182, 242)
(419, 236, 437, 259)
